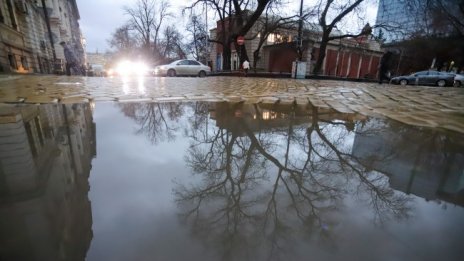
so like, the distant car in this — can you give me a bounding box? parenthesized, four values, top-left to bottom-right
(390, 70, 455, 87)
(88, 64, 104, 77)
(154, 59, 210, 77)
(454, 74, 464, 87)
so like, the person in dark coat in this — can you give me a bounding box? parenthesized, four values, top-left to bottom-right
(60, 41, 79, 76)
(378, 51, 392, 84)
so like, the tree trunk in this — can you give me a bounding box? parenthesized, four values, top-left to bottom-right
(253, 49, 260, 70)
(234, 44, 249, 68)
(223, 45, 232, 71)
(313, 32, 329, 75)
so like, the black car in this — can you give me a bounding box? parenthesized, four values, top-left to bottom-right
(391, 70, 455, 87)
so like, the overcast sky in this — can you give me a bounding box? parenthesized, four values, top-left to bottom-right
(77, 0, 190, 52)
(77, 0, 378, 53)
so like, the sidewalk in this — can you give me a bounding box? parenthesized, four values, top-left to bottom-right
(0, 74, 462, 133)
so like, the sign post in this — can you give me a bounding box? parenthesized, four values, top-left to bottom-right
(237, 36, 245, 45)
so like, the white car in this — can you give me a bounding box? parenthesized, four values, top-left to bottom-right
(454, 74, 464, 87)
(154, 59, 211, 77)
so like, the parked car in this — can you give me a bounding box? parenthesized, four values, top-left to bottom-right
(154, 59, 210, 77)
(390, 70, 455, 87)
(454, 74, 464, 87)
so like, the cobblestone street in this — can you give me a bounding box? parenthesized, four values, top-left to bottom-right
(0, 75, 463, 133)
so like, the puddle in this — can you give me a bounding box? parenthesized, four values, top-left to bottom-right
(0, 102, 463, 261)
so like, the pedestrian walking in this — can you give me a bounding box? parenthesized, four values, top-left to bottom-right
(242, 60, 250, 76)
(59, 41, 80, 76)
(378, 51, 392, 84)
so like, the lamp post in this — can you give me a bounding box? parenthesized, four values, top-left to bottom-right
(293, 0, 305, 79)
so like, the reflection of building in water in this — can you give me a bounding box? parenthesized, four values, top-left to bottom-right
(0, 103, 96, 260)
(352, 119, 464, 206)
(209, 102, 364, 134)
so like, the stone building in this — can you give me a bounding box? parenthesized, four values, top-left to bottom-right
(209, 17, 383, 78)
(0, 103, 96, 260)
(0, 0, 85, 74)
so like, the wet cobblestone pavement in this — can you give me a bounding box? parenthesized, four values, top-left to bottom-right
(1, 75, 463, 133)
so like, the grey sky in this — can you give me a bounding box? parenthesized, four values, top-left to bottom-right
(77, 0, 189, 52)
(77, 0, 377, 53)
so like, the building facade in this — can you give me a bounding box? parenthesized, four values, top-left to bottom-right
(0, 0, 85, 74)
(375, 0, 463, 43)
(374, 0, 424, 42)
(0, 103, 96, 260)
(209, 20, 383, 78)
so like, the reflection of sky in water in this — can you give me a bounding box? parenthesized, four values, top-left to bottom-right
(86, 103, 464, 261)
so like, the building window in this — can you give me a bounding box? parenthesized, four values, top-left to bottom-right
(24, 121, 38, 158)
(8, 54, 17, 69)
(34, 117, 44, 146)
(267, 33, 276, 43)
(267, 33, 283, 44)
(21, 56, 29, 70)
(6, 0, 18, 30)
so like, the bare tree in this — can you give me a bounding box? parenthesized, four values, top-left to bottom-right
(186, 0, 274, 71)
(123, 0, 171, 58)
(186, 15, 209, 63)
(310, 0, 372, 75)
(250, 4, 301, 69)
(108, 25, 137, 55)
(405, 0, 463, 37)
(118, 103, 185, 144)
(158, 25, 187, 62)
(174, 102, 412, 260)
(390, 0, 464, 72)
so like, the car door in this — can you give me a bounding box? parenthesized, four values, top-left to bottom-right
(188, 60, 201, 75)
(413, 71, 428, 85)
(426, 71, 439, 85)
(175, 60, 190, 75)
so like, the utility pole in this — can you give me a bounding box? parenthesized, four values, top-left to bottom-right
(293, 0, 304, 79)
(297, 0, 304, 61)
(205, 2, 208, 65)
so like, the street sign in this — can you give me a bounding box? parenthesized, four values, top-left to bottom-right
(237, 36, 245, 45)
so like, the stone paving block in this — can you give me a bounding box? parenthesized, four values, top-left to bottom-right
(259, 97, 280, 104)
(60, 97, 90, 104)
(308, 97, 330, 109)
(25, 96, 58, 104)
(324, 101, 354, 114)
(0, 75, 463, 132)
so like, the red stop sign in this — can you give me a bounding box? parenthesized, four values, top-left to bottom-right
(237, 36, 245, 45)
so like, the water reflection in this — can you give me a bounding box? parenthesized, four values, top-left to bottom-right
(119, 103, 186, 144)
(353, 119, 464, 206)
(174, 103, 412, 260)
(1, 101, 463, 260)
(0, 104, 96, 260)
(119, 101, 464, 260)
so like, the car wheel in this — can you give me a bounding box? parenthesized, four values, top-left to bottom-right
(454, 81, 461, 87)
(399, 79, 408, 86)
(437, 79, 446, 87)
(198, 71, 206, 78)
(167, 69, 176, 77)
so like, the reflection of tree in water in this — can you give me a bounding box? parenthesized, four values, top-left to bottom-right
(175, 102, 412, 261)
(354, 116, 464, 208)
(119, 103, 186, 144)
